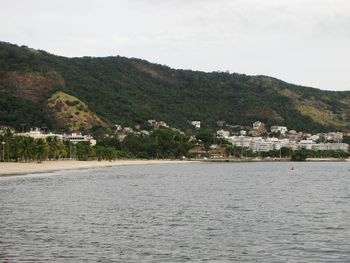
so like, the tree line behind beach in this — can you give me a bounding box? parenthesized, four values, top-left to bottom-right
(0, 128, 192, 162)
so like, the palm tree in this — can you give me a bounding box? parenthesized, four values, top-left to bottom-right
(35, 139, 48, 163)
(57, 142, 68, 159)
(47, 137, 60, 160)
(19, 136, 35, 162)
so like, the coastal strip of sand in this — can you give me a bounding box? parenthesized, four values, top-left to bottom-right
(0, 160, 195, 177)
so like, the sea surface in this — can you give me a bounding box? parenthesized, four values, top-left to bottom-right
(1, 162, 350, 262)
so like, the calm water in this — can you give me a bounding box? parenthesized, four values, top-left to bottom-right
(1, 162, 350, 262)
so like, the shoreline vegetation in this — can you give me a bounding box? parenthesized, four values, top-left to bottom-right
(1, 128, 349, 163)
(1, 127, 349, 174)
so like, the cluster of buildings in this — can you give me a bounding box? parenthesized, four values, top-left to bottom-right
(114, 124, 150, 141)
(216, 121, 349, 152)
(115, 121, 185, 141)
(2, 118, 349, 155)
(14, 128, 97, 146)
(146, 120, 169, 129)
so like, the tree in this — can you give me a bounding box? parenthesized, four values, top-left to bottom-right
(47, 137, 60, 160)
(76, 142, 92, 161)
(19, 136, 35, 161)
(57, 142, 68, 159)
(291, 150, 308, 161)
(35, 139, 48, 163)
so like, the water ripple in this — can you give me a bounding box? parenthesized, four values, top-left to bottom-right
(1, 162, 350, 262)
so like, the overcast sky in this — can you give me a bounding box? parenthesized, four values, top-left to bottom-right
(1, 0, 349, 91)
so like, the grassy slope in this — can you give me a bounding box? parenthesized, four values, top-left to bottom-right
(46, 91, 106, 131)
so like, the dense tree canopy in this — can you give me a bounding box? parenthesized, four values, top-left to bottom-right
(0, 41, 349, 133)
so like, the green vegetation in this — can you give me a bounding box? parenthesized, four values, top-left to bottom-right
(121, 128, 192, 159)
(0, 41, 350, 133)
(1, 127, 348, 162)
(0, 132, 69, 162)
(227, 146, 349, 161)
(290, 149, 349, 161)
(0, 127, 192, 162)
(0, 129, 114, 162)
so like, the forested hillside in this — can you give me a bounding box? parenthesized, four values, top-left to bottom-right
(0, 41, 349, 132)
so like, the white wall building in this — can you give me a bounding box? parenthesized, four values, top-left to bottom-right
(228, 136, 254, 148)
(266, 137, 283, 150)
(16, 128, 63, 141)
(270, 126, 288, 135)
(240, 130, 247, 136)
(251, 138, 271, 152)
(299, 140, 316, 150)
(253, 121, 263, 130)
(217, 129, 230, 138)
(326, 132, 343, 142)
(63, 133, 96, 146)
(308, 134, 320, 142)
(191, 121, 201, 129)
(312, 143, 348, 152)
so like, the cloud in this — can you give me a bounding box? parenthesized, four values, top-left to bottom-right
(0, 0, 349, 90)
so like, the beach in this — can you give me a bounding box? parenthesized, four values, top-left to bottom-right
(0, 160, 193, 176)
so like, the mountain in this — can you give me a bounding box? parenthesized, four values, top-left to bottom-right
(0, 41, 349, 132)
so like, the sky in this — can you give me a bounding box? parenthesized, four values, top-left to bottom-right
(0, 0, 349, 91)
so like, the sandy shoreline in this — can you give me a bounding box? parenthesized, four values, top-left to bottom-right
(0, 160, 195, 177)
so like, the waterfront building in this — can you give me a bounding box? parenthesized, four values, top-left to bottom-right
(16, 128, 63, 141)
(251, 138, 271, 152)
(228, 136, 254, 148)
(266, 137, 283, 150)
(311, 143, 348, 152)
(299, 140, 315, 150)
(63, 133, 96, 146)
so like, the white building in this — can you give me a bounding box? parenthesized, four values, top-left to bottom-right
(63, 133, 96, 146)
(158, 121, 168, 128)
(266, 137, 283, 150)
(251, 138, 271, 152)
(326, 132, 343, 142)
(328, 143, 348, 151)
(312, 143, 348, 152)
(253, 121, 263, 130)
(0, 126, 15, 135)
(147, 120, 157, 127)
(122, 127, 134, 133)
(299, 140, 315, 150)
(114, 124, 122, 131)
(228, 136, 254, 148)
(270, 126, 288, 135)
(16, 128, 63, 141)
(191, 121, 201, 129)
(147, 120, 169, 128)
(217, 129, 230, 138)
(240, 130, 247, 136)
(308, 134, 320, 142)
